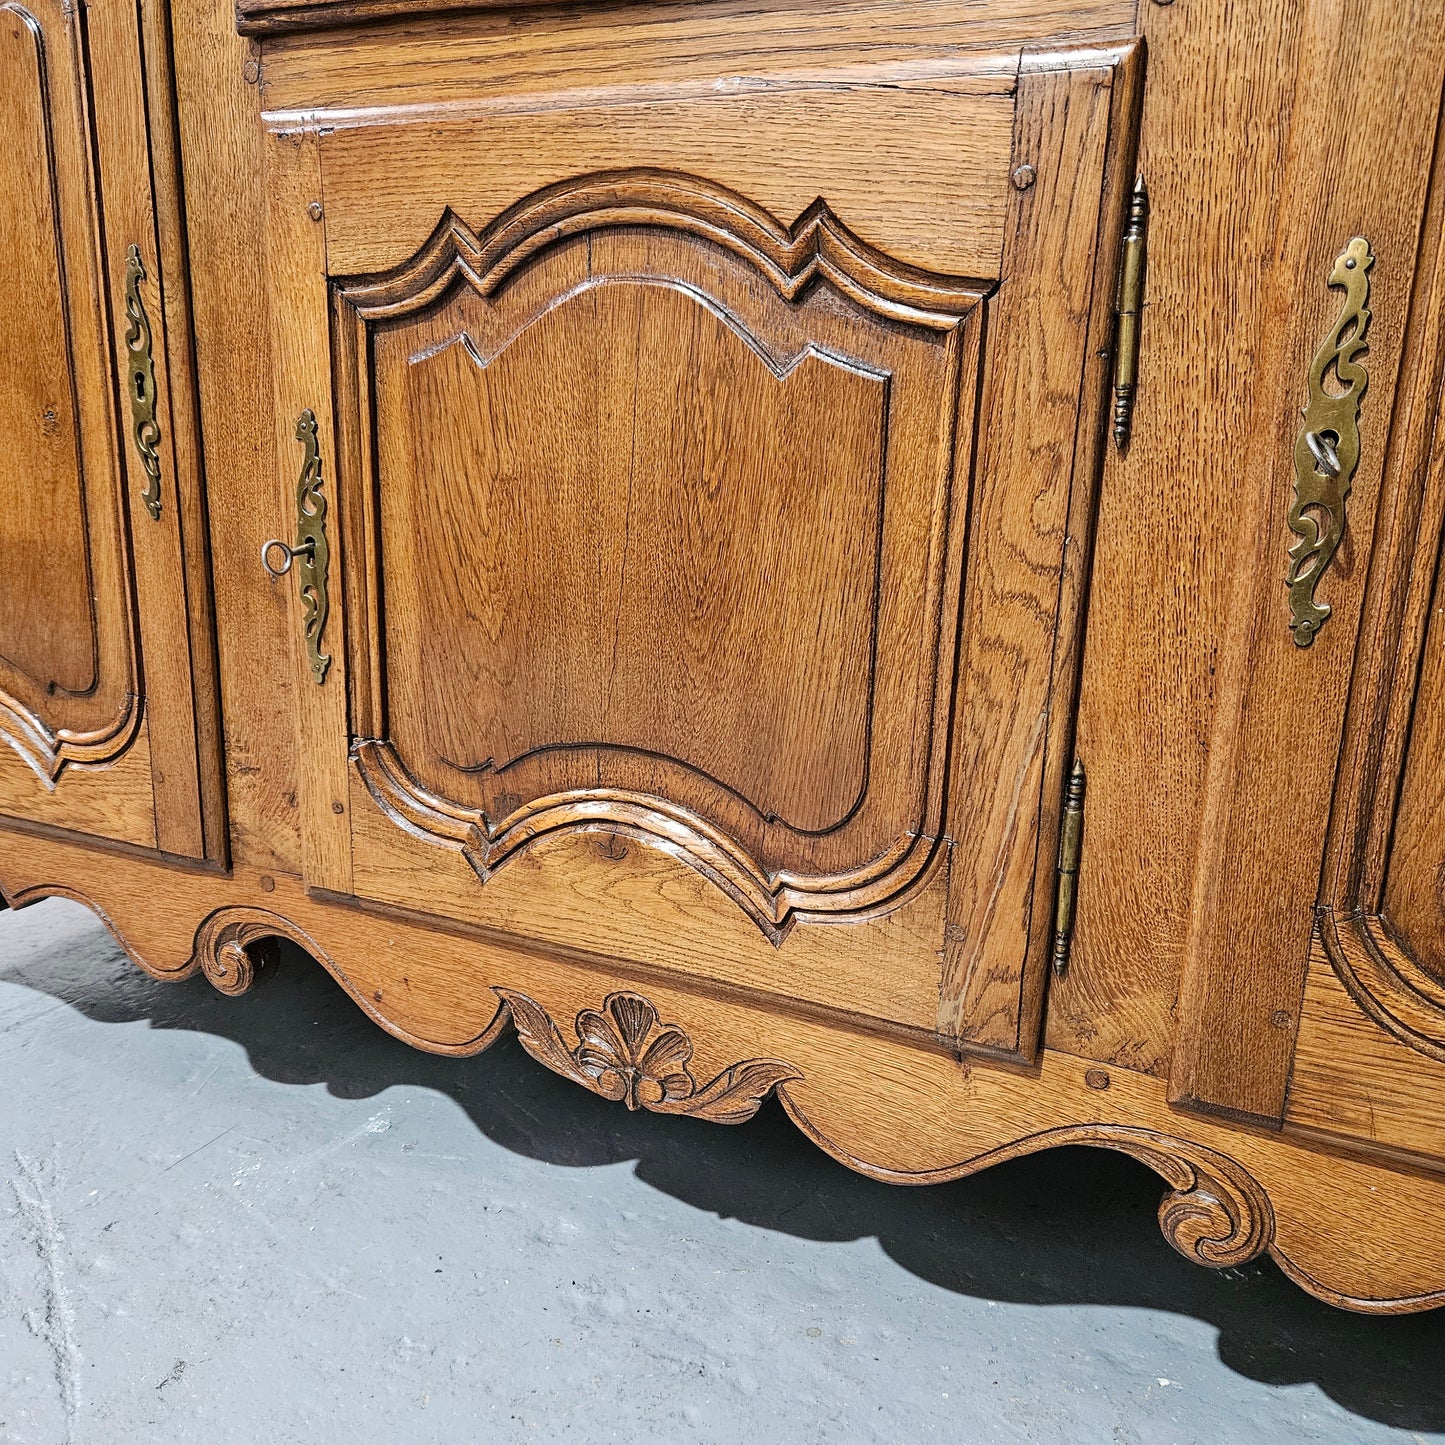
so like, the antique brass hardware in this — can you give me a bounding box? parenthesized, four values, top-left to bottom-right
(261, 410, 331, 684)
(1286, 237, 1373, 647)
(1051, 759, 1087, 975)
(1111, 176, 1148, 450)
(122, 245, 162, 521)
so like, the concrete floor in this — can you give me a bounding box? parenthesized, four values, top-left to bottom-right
(2, 899, 1444, 1444)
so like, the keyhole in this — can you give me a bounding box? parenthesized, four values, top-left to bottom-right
(134, 371, 146, 402)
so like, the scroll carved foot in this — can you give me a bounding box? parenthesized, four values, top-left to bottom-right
(193, 908, 293, 996)
(1075, 1126, 1274, 1268)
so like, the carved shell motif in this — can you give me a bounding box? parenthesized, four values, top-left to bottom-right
(496, 988, 800, 1124)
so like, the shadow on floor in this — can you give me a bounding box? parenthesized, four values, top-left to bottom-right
(8, 918, 1445, 1435)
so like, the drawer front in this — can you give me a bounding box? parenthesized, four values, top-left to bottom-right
(260, 16, 1139, 1059)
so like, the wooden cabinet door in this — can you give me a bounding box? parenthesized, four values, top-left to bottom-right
(260, 16, 1139, 1059)
(0, 0, 220, 858)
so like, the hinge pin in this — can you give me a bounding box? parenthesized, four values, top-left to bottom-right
(1052, 759, 1087, 975)
(1112, 176, 1149, 449)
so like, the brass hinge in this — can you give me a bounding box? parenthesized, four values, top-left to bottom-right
(1051, 759, 1087, 975)
(1111, 176, 1149, 450)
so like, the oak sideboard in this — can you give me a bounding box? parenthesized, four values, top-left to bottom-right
(4, 0, 1445, 1312)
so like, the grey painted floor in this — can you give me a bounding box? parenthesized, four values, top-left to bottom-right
(2, 899, 1444, 1444)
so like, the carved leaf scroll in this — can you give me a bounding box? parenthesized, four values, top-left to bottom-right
(497, 987, 800, 1124)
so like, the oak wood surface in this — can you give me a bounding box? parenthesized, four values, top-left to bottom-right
(307, 85, 1017, 283)
(87, 0, 218, 859)
(264, 121, 355, 894)
(266, 37, 1133, 1055)
(239, 0, 1134, 40)
(1288, 933, 1445, 1174)
(169, 0, 303, 873)
(0, 0, 217, 857)
(7, 0, 1445, 1316)
(1381, 566, 1445, 974)
(345, 787, 952, 1033)
(365, 224, 958, 875)
(938, 48, 1129, 1060)
(1167, 0, 1445, 1126)
(6, 822, 1445, 1315)
(1043, 0, 1313, 1082)
(136, 0, 231, 863)
(0, 4, 96, 701)
(0, 0, 139, 771)
(253, 0, 1133, 67)
(1319, 74, 1445, 935)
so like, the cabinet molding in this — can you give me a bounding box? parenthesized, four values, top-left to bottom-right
(329, 171, 987, 941)
(6, 830, 1445, 1315)
(0, 0, 223, 856)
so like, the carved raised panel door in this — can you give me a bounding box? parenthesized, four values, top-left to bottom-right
(0, 0, 220, 857)
(263, 38, 1141, 1061)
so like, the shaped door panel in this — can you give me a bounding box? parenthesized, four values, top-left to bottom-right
(335, 184, 983, 938)
(0, 0, 138, 782)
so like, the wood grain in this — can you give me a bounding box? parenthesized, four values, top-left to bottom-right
(0, 0, 139, 778)
(1316, 74, 1445, 976)
(7, 0, 1445, 1318)
(168, 0, 302, 872)
(6, 819, 1445, 1315)
(136, 0, 230, 862)
(0, 0, 219, 860)
(343, 196, 979, 916)
(0, 727, 157, 849)
(272, 42, 1142, 1072)
(254, 0, 1133, 89)
(374, 233, 891, 843)
(1168, 0, 1445, 1125)
(239, 0, 1128, 39)
(308, 85, 1016, 283)
(1380, 517, 1445, 973)
(264, 119, 353, 894)
(0, 4, 96, 700)
(346, 763, 951, 1034)
(938, 49, 1126, 1061)
(1288, 932, 1445, 1174)
(87, 0, 218, 859)
(1045, 0, 1304, 1080)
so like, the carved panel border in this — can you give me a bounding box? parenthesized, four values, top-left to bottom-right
(354, 738, 945, 943)
(0, 690, 142, 787)
(337, 169, 987, 330)
(1321, 911, 1445, 1065)
(334, 171, 986, 939)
